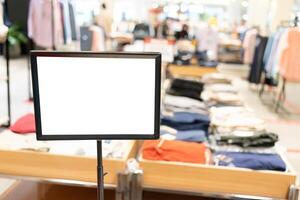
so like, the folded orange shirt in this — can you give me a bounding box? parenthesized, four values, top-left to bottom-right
(142, 140, 208, 164)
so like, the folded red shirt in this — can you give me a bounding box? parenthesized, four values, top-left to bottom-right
(10, 113, 36, 134)
(142, 140, 208, 164)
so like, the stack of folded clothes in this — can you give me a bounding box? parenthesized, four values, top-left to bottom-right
(141, 77, 212, 164)
(142, 73, 287, 172)
(163, 94, 208, 115)
(142, 140, 210, 164)
(213, 152, 286, 171)
(161, 111, 210, 132)
(167, 78, 204, 101)
(204, 83, 286, 171)
(209, 106, 265, 131)
(200, 78, 242, 106)
(201, 73, 232, 84)
(210, 120, 286, 171)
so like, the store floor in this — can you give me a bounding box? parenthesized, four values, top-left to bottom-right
(0, 180, 217, 200)
(0, 57, 300, 199)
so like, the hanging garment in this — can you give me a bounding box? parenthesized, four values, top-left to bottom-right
(248, 35, 268, 84)
(0, 2, 8, 43)
(263, 34, 274, 67)
(264, 29, 287, 79)
(90, 25, 106, 51)
(28, 0, 64, 48)
(5, 0, 30, 32)
(68, 1, 77, 40)
(214, 151, 286, 171)
(59, 0, 72, 44)
(142, 140, 209, 164)
(279, 28, 300, 81)
(242, 29, 258, 64)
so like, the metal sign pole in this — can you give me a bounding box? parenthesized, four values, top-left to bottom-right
(97, 140, 105, 200)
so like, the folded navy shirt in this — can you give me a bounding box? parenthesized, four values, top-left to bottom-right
(161, 112, 210, 132)
(214, 151, 286, 171)
(161, 112, 210, 123)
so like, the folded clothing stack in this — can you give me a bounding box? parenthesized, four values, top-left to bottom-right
(160, 125, 207, 142)
(204, 83, 238, 94)
(195, 51, 218, 67)
(214, 151, 286, 171)
(173, 51, 193, 65)
(163, 94, 208, 115)
(208, 106, 284, 171)
(142, 140, 210, 164)
(201, 73, 232, 84)
(210, 106, 265, 131)
(201, 90, 243, 106)
(167, 78, 204, 101)
(215, 131, 278, 148)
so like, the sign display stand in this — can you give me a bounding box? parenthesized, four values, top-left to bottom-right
(30, 51, 161, 200)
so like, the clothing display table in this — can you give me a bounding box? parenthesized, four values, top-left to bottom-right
(168, 64, 218, 78)
(0, 130, 137, 185)
(139, 148, 297, 199)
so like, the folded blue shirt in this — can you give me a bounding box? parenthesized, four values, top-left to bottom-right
(161, 112, 210, 123)
(161, 129, 207, 142)
(161, 112, 210, 131)
(214, 151, 286, 171)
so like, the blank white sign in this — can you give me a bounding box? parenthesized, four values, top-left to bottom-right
(34, 54, 159, 139)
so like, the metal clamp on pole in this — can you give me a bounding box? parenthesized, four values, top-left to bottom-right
(116, 159, 143, 200)
(289, 185, 300, 200)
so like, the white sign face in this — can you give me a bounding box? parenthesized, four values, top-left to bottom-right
(32, 52, 161, 140)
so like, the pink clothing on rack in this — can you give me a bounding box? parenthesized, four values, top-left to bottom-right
(279, 28, 300, 82)
(242, 29, 258, 64)
(90, 25, 106, 52)
(28, 0, 63, 48)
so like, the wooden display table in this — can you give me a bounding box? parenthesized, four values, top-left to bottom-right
(168, 64, 218, 78)
(0, 132, 137, 185)
(139, 149, 297, 200)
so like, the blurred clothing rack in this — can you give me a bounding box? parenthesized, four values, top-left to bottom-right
(260, 18, 300, 113)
